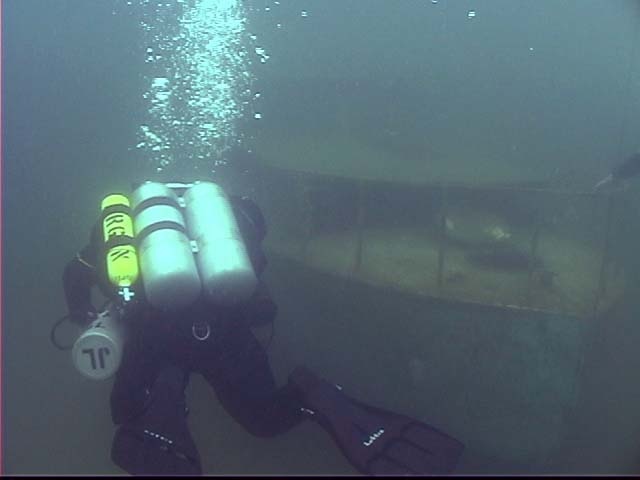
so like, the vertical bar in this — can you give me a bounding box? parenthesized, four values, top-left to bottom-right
(526, 218, 541, 307)
(437, 183, 448, 293)
(593, 193, 615, 315)
(353, 180, 366, 276)
(300, 175, 315, 259)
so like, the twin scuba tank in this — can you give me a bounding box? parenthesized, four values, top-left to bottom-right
(72, 181, 258, 380)
(131, 180, 258, 309)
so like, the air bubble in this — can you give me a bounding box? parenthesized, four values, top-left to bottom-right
(137, 0, 253, 171)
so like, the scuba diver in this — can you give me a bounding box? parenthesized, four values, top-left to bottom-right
(61, 180, 464, 476)
(594, 152, 640, 190)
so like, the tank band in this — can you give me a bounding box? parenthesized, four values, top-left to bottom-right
(105, 234, 135, 251)
(136, 220, 187, 244)
(132, 196, 181, 217)
(101, 204, 130, 219)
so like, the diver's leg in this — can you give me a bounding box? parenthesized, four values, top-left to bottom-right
(200, 329, 305, 438)
(109, 331, 201, 476)
(110, 335, 163, 425)
(110, 364, 202, 475)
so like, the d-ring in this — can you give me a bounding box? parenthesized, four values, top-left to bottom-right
(192, 321, 211, 341)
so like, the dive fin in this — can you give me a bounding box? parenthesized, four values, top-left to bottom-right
(289, 366, 463, 475)
(111, 366, 202, 475)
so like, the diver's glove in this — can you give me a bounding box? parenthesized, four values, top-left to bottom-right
(68, 305, 98, 327)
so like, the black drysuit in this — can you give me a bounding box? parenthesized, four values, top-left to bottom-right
(62, 195, 304, 475)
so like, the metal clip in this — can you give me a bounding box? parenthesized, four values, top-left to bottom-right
(192, 320, 211, 341)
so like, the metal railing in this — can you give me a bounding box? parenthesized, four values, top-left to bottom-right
(264, 166, 624, 318)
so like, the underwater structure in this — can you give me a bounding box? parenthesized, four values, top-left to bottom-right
(250, 129, 628, 471)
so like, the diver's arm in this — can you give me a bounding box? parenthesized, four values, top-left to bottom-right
(230, 195, 276, 325)
(241, 279, 278, 327)
(63, 224, 100, 326)
(231, 195, 268, 276)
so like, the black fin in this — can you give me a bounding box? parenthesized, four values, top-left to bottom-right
(111, 366, 202, 475)
(290, 366, 464, 475)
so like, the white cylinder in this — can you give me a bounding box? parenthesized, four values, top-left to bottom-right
(72, 306, 124, 381)
(183, 181, 257, 305)
(131, 182, 201, 310)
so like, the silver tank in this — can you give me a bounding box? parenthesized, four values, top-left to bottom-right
(183, 181, 258, 306)
(131, 181, 201, 310)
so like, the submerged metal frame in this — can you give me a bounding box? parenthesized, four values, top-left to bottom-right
(594, 193, 615, 315)
(274, 166, 621, 319)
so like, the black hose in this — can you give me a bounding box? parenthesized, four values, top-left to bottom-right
(49, 300, 111, 352)
(50, 314, 75, 351)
